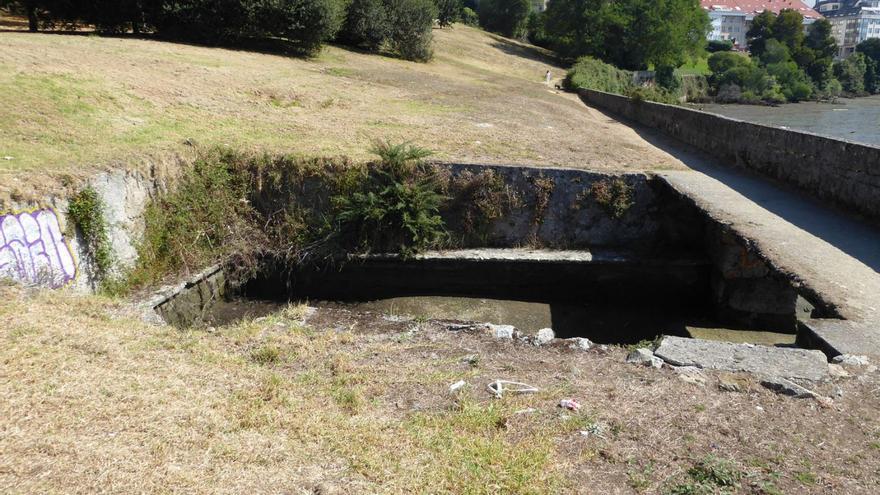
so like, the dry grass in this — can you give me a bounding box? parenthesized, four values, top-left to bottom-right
(0, 19, 685, 199)
(2, 285, 879, 494)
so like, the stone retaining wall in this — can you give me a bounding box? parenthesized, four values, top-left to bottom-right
(578, 89, 880, 221)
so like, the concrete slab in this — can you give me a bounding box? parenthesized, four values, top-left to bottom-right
(799, 318, 879, 358)
(654, 336, 829, 381)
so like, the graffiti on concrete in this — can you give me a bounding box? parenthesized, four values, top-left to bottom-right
(0, 209, 77, 287)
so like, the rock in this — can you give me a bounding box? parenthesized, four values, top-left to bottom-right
(760, 376, 818, 399)
(488, 324, 515, 340)
(654, 336, 828, 381)
(827, 363, 849, 378)
(626, 348, 662, 368)
(534, 328, 555, 346)
(832, 354, 870, 366)
(565, 337, 593, 351)
(717, 372, 752, 393)
(675, 366, 706, 386)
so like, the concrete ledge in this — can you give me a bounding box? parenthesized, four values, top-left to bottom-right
(797, 318, 880, 358)
(148, 265, 225, 327)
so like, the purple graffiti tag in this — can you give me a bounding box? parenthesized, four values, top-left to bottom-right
(0, 209, 77, 288)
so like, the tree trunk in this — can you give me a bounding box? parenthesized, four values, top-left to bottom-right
(26, 2, 38, 32)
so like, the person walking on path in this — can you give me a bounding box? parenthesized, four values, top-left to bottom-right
(545, 70, 552, 85)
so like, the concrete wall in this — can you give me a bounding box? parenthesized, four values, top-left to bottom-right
(578, 89, 880, 222)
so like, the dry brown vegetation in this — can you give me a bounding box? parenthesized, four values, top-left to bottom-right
(2, 286, 879, 494)
(0, 18, 685, 200)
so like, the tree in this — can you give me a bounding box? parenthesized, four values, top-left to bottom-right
(805, 19, 836, 59)
(773, 9, 805, 52)
(478, 0, 531, 38)
(834, 52, 868, 94)
(385, 0, 437, 61)
(542, 0, 707, 70)
(857, 39, 880, 93)
(435, 0, 460, 26)
(746, 10, 775, 58)
(339, 0, 390, 51)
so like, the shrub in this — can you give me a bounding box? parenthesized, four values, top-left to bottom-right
(706, 39, 733, 53)
(385, 0, 437, 61)
(564, 57, 633, 94)
(332, 142, 447, 254)
(655, 65, 681, 91)
(461, 6, 478, 26)
(339, 0, 390, 51)
(151, 0, 252, 44)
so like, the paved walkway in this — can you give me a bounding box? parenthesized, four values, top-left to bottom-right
(594, 108, 880, 357)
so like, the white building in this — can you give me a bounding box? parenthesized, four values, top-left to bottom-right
(815, 0, 880, 57)
(701, 0, 822, 49)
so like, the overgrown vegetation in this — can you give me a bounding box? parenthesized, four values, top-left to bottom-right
(116, 143, 644, 290)
(564, 57, 688, 104)
(127, 141, 437, 284)
(67, 186, 114, 282)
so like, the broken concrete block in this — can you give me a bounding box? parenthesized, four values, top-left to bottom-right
(534, 328, 555, 346)
(760, 376, 818, 399)
(654, 336, 828, 381)
(674, 366, 706, 386)
(487, 324, 515, 339)
(626, 348, 662, 368)
(565, 337, 593, 351)
(832, 354, 870, 366)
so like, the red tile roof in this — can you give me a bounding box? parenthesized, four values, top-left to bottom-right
(700, 0, 823, 18)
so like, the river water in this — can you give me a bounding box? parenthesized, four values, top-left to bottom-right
(696, 95, 880, 146)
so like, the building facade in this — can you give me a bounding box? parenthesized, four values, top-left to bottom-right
(815, 0, 880, 57)
(702, 0, 821, 50)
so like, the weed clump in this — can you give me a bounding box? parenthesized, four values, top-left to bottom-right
(591, 178, 634, 219)
(446, 169, 521, 244)
(666, 455, 744, 495)
(68, 186, 114, 282)
(333, 141, 447, 255)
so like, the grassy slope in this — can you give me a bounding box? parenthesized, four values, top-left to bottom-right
(2, 286, 879, 494)
(0, 22, 683, 196)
